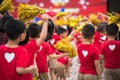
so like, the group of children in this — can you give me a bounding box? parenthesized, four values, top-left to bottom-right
(0, 11, 120, 80)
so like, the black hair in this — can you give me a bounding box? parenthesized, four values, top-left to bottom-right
(0, 0, 3, 5)
(106, 23, 118, 36)
(56, 26, 67, 35)
(82, 24, 95, 39)
(0, 15, 14, 32)
(5, 19, 26, 40)
(45, 19, 54, 41)
(67, 25, 72, 35)
(96, 22, 107, 32)
(27, 23, 40, 38)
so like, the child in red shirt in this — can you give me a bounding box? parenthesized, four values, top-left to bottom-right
(100, 23, 120, 80)
(93, 22, 107, 52)
(22, 14, 48, 80)
(36, 19, 67, 80)
(0, 19, 37, 80)
(77, 24, 101, 80)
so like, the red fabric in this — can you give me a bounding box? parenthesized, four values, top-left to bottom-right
(23, 39, 39, 80)
(56, 51, 69, 65)
(0, 45, 28, 80)
(77, 44, 100, 74)
(47, 11, 56, 18)
(74, 32, 82, 45)
(36, 42, 53, 73)
(100, 40, 120, 69)
(23, 39, 39, 66)
(93, 31, 107, 52)
(49, 33, 61, 52)
(57, 56, 68, 65)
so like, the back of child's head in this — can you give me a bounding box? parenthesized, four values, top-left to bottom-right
(106, 23, 118, 36)
(28, 23, 40, 38)
(82, 24, 95, 39)
(0, 15, 14, 32)
(56, 26, 67, 35)
(96, 22, 107, 33)
(5, 19, 25, 40)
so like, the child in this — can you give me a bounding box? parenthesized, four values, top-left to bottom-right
(0, 15, 14, 45)
(100, 23, 120, 80)
(55, 26, 72, 80)
(77, 24, 101, 80)
(0, 19, 37, 80)
(48, 26, 62, 80)
(36, 20, 68, 80)
(22, 14, 48, 80)
(93, 22, 107, 51)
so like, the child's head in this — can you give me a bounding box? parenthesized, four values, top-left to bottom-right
(57, 26, 67, 38)
(82, 24, 95, 39)
(5, 19, 26, 41)
(106, 23, 118, 37)
(0, 15, 14, 32)
(28, 23, 40, 38)
(96, 22, 107, 33)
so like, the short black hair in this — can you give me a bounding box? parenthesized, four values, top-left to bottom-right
(0, 15, 14, 32)
(82, 24, 95, 39)
(56, 26, 67, 35)
(5, 19, 25, 40)
(106, 23, 118, 36)
(28, 23, 40, 38)
(96, 22, 107, 32)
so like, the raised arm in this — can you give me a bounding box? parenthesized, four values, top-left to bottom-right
(36, 14, 48, 46)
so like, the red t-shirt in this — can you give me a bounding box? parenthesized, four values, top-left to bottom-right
(93, 31, 107, 51)
(57, 57, 69, 65)
(36, 42, 53, 73)
(49, 33, 61, 52)
(74, 32, 82, 45)
(0, 45, 28, 80)
(100, 40, 120, 69)
(77, 44, 100, 74)
(56, 52, 69, 65)
(23, 39, 39, 66)
(23, 39, 39, 80)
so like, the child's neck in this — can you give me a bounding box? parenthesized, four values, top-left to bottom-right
(5, 40, 19, 48)
(108, 36, 116, 41)
(82, 38, 93, 44)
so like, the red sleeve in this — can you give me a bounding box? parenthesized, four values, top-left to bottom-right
(47, 43, 54, 55)
(16, 48, 28, 68)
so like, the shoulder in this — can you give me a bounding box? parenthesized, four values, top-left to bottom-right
(0, 45, 5, 50)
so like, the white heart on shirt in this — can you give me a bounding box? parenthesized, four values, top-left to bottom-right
(100, 35, 106, 41)
(82, 50, 88, 57)
(109, 45, 116, 51)
(50, 39, 55, 45)
(4, 52, 15, 63)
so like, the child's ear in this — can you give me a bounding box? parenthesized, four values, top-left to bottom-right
(20, 33, 26, 42)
